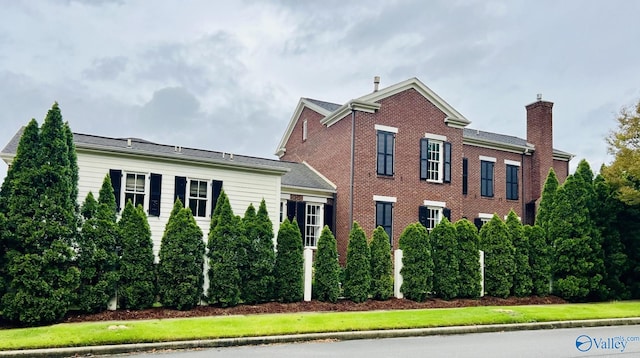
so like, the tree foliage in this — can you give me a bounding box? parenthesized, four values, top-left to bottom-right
(158, 199, 205, 310)
(431, 218, 459, 300)
(313, 226, 341, 303)
(526, 225, 551, 296)
(118, 201, 155, 310)
(75, 175, 120, 313)
(369, 226, 393, 301)
(241, 200, 276, 304)
(273, 219, 303, 302)
(549, 162, 605, 301)
(455, 219, 481, 299)
(536, 168, 559, 242)
(479, 215, 515, 298)
(343, 222, 371, 303)
(207, 190, 242, 307)
(506, 210, 532, 297)
(603, 99, 640, 205)
(1, 104, 80, 325)
(399, 223, 433, 302)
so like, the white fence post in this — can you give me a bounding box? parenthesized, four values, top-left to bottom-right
(479, 250, 485, 297)
(394, 249, 403, 299)
(303, 247, 313, 302)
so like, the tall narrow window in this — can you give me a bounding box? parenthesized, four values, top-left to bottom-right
(124, 173, 145, 207)
(188, 179, 208, 217)
(481, 160, 494, 197)
(462, 158, 468, 195)
(376, 201, 393, 246)
(420, 137, 451, 183)
(419, 205, 444, 231)
(427, 140, 442, 181)
(305, 203, 322, 247)
(506, 164, 519, 200)
(377, 131, 394, 176)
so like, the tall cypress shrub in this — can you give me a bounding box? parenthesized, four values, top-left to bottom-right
(207, 190, 242, 306)
(399, 223, 433, 302)
(431, 217, 459, 300)
(75, 174, 120, 313)
(273, 219, 304, 302)
(240, 201, 275, 304)
(526, 225, 551, 296)
(455, 219, 481, 298)
(479, 215, 515, 298)
(507, 210, 532, 297)
(158, 199, 205, 310)
(343, 222, 371, 303)
(369, 226, 393, 301)
(314, 226, 341, 303)
(118, 201, 155, 309)
(536, 169, 559, 244)
(2, 104, 80, 325)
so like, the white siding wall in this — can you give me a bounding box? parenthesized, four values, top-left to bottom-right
(76, 151, 283, 261)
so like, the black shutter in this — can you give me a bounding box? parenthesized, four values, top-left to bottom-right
(296, 201, 306, 236)
(443, 141, 452, 183)
(474, 218, 483, 231)
(149, 173, 162, 216)
(286, 201, 296, 222)
(418, 206, 428, 228)
(211, 180, 223, 217)
(324, 204, 334, 233)
(443, 208, 451, 221)
(462, 158, 468, 195)
(420, 138, 429, 180)
(174, 176, 186, 207)
(109, 169, 122, 212)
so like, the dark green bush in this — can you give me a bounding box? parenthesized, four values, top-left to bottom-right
(343, 222, 371, 303)
(455, 219, 481, 299)
(431, 217, 459, 300)
(273, 219, 303, 302)
(314, 226, 341, 303)
(399, 223, 433, 302)
(369, 226, 393, 300)
(525, 225, 551, 296)
(507, 210, 532, 297)
(479, 215, 515, 298)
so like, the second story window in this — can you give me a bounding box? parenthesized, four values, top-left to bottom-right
(420, 135, 451, 183)
(480, 158, 495, 197)
(377, 130, 395, 176)
(506, 163, 519, 200)
(125, 173, 146, 207)
(188, 179, 208, 217)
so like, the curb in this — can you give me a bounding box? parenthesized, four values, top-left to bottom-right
(1, 318, 639, 357)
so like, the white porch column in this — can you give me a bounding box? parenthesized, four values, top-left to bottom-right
(394, 249, 403, 299)
(479, 250, 485, 297)
(303, 247, 314, 302)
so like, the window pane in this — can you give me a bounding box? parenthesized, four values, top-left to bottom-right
(136, 175, 145, 192)
(199, 181, 207, 197)
(125, 174, 135, 191)
(190, 181, 198, 196)
(197, 199, 206, 217)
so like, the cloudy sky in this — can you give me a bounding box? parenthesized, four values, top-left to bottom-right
(1, 0, 639, 184)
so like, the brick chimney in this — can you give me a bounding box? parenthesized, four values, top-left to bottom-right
(526, 96, 554, 203)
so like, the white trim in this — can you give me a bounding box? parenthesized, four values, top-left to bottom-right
(424, 133, 447, 141)
(423, 200, 446, 208)
(478, 213, 494, 219)
(302, 161, 337, 189)
(303, 196, 327, 204)
(504, 159, 521, 167)
(374, 195, 397, 203)
(275, 98, 333, 157)
(280, 193, 291, 200)
(479, 155, 497, 163)
(302, 119, 308, 141)
(374, 124, 398, 133)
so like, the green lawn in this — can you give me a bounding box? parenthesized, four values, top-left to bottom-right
(0, 301, 638, 351)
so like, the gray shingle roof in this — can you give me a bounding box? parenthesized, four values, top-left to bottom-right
(1, 128, 336, 193)
(304, 98, 342, 112)
(463, 128, 531, 148)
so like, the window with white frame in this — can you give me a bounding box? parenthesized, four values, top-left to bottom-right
(280, 199, 287, 223)
(427, 140, 443, 182)
(188, 179, 208, 217)
(305, 203, 322, 247)
(419, 200, 446, 231)
(124, 172, 146, 207)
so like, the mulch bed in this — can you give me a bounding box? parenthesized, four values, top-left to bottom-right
(63, 295, 566, 323)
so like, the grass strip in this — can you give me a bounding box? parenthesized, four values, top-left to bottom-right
(0, 301, 638, 351)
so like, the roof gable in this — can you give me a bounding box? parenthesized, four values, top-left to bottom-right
(275, 98, 338, 157)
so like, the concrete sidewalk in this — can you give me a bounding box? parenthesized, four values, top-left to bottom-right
(1, 318, 639, 358)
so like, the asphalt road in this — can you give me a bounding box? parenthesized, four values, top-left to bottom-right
(121, 325, 640, 358)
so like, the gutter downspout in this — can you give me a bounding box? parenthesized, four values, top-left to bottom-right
(349, 103, 355, 227)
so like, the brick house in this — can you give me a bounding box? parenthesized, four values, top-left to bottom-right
(276, 77, 573, 260)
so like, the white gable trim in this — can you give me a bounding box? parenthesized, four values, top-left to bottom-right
(357, 77, 470, 128)
(275, 98, 333, 157)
